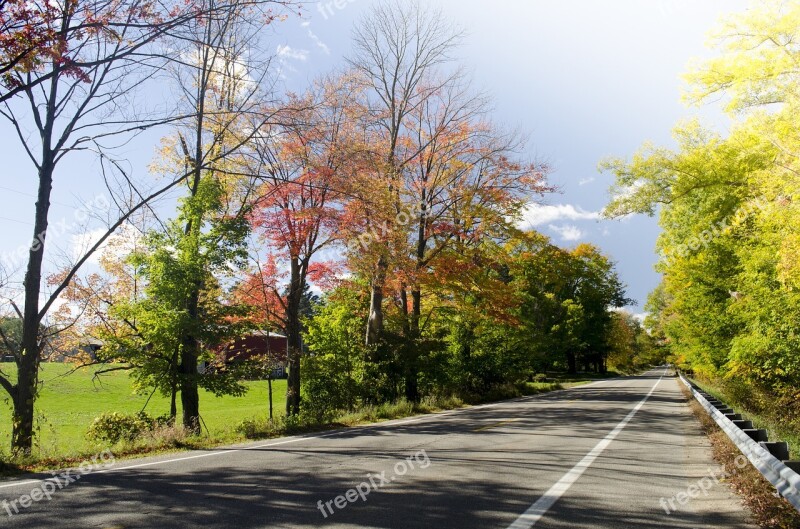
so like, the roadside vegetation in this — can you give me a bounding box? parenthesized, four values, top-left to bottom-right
(0, 0, 666, 465)
(604, 1, 800, 454)
(0, 363, 608, 474)
(691, 379, 800, 467)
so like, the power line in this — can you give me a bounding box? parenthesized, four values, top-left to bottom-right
(0, 215, 33, 226)
(0, 185, 83, 209)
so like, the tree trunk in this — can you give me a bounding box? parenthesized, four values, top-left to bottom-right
(180, 287, 201, 434)
(169, 347, 179, 422)
(180, 353, 200, 433)
(365, 256, 387, 346)
(403, 205, 426, 403)
(170, 383, 177, 422)
(403, 289, 422, 402)
(567, 351, 577, 374)
(285, 257, 303, 416)
(13, 126, 57, 453)
(400, 288, 410, 335)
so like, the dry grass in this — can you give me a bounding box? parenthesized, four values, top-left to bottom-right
(680, 383, 800, 529)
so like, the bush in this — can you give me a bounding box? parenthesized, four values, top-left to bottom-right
(235, 418, 264, 439)
(302, 290, 368, 421)
(86, 412, 153, 444)
(235, 417, 283, 439)
(85, 411, 175, 444)
(138, 423, 188, 448)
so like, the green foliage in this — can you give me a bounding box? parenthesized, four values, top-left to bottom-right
(98, 172, 253, 414)
(0, 318, 21, 359)
(606, 311, 664, 373)
(301, 234, 630, 410)
(604, 0, 800, 424)
(234, 416, 284, 439)
(86, 411, 162, 444)
(301, 287, 368, 421)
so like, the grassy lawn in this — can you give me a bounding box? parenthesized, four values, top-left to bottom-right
(0, 364, 617, 467)
(0, 363, 286, 457)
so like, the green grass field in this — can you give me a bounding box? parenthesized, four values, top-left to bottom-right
(0, 363, 286, 457)
(0, 364, 607, 465)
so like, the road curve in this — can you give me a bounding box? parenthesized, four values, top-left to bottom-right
(0, 367, 751, 528)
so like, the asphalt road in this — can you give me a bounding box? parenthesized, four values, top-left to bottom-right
(0, 367, 752, 528)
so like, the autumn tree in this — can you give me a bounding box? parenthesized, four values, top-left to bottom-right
(397, 97, 550, 398)
(603, 0, 800, 401)
(346, 0, 462, 346)
(242, 76, 353, 415)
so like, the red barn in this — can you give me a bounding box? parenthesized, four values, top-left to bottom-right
(218, 331, 288, 378)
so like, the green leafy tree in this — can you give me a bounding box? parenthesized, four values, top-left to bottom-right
(603, 0, 800, 401)
(302, 286, 368, 420)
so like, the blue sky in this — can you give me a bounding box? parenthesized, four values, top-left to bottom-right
(0, 0, 747, 312)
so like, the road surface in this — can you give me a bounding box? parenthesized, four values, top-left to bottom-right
(0, 367, 752, 528)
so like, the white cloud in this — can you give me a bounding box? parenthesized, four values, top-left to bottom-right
(519, 203, 601, 228)
(548, 224, 584, 242)
(308, 29, 331, 55)
(70, 228, 109, 266)
(579, 177, 596, 186)
(611, 308, 647, 322)
(70, 224, 141, 266)
(613, 180, 645, 200)
(276, 45, 309, 62)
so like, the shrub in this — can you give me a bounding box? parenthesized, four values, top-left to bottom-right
(87, 412, 153, 444)
(235, 417, 278, 439)
(302, 291, 368, 421)
(139, 423, 188, 448)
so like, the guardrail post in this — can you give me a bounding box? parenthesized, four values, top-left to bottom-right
(760, 442, 790, 461)
(743, 428, 769, 442)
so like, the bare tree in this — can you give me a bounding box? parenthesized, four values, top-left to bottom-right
(0, 0, 295, 103)
(346, 0, 463, 346)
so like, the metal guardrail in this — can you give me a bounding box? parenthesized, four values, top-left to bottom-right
(679, 373, 800, 512)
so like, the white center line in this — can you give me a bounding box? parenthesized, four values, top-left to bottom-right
(505, 368, 666, 529)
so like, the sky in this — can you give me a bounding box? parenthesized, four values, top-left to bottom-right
(0, 0, 749, 314)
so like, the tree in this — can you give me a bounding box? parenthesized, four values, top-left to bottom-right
(602, 0, 800, 399)
(346, 0, 462, 346)
(142, 0, 295, 431)
(302, 285, 367, 421)
(0, 0, 298, 451)
(0, 0, 299, 102)
(606, 311, 660, 373)
(343, 1, 551, 400)
(244, 76, 352, 416)
(508, 238, 628, 374)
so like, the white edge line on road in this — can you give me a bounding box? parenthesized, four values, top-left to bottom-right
(0, 371, 641, 492)
(505, 368, 666, 529)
